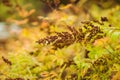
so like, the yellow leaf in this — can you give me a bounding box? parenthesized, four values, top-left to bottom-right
(93, 37, 109, 46)
(21, 28, 29, 37)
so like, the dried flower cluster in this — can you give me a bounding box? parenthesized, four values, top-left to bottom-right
(36, 27, 75, 48)
(40, 0, 80, 10)
(82, 52, 120, 79)
(1, 0, 12, 7)
(41, 0, 60, 10)
(2, 56, 12, 65)
(37, 17, 108, 49)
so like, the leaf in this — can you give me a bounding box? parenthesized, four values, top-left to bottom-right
(93, 37, 109, 46)
(110, 31, 120, 41)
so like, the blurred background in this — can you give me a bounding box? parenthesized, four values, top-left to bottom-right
(0, 0, 120, 53)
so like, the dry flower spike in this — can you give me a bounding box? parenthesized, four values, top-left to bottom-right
(36, 17, 107, 48)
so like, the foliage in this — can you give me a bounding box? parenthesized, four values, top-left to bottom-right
(0, 0, 120, 80)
